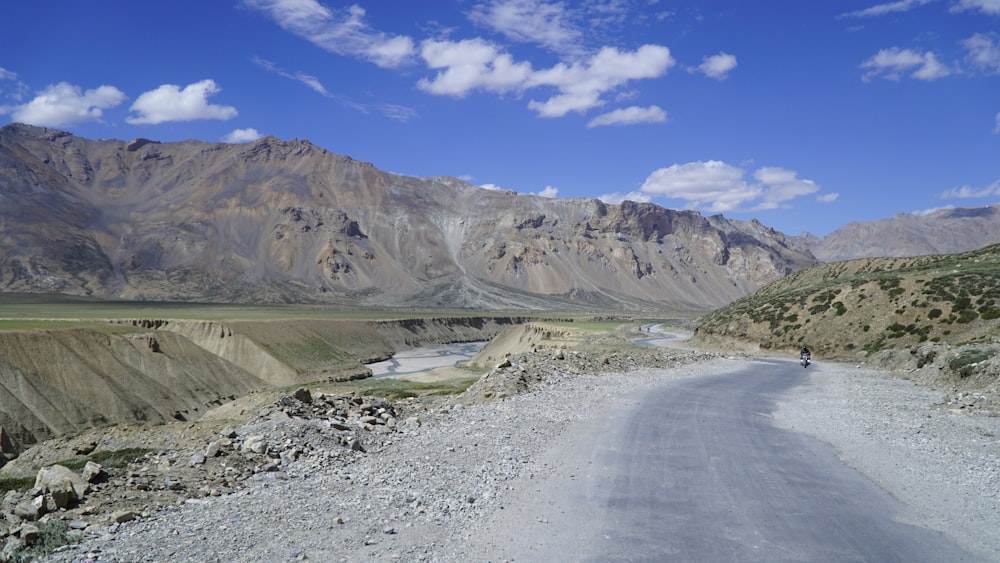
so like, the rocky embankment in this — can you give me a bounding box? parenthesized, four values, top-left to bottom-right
(0, 316, 527, 464)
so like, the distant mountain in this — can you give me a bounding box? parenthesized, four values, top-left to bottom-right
(792, 205, 1000, 262)
(0, 123, 816, 311)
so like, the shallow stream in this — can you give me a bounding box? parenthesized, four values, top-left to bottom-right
(366, 341, 486, 378)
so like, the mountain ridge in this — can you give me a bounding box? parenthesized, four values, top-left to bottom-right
(0, 123, 816, 311)
(792, 204, 1000, 262)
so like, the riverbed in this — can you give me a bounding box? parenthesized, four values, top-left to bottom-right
(366, 341, 486, 378)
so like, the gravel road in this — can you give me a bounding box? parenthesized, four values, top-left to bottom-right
(48, 357, 1000, 562)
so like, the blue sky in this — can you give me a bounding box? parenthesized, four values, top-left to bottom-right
(1, 0, 998, 236)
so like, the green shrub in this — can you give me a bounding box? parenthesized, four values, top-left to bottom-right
(808, 303, 830, 315)
(979, 306, 1000, 320)
(5, 520, 80, 560)
(956, 310, 979, 324)
(948, 349, 995, 377)
(928, 308, 942, 319)
(0, 476, 35, 496)
(864, 337, 886, 353)
(56, 447, 153, 472)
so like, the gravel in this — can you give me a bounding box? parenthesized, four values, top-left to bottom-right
(45, 358, 1000, 562)
(772, 363, 1000, 561)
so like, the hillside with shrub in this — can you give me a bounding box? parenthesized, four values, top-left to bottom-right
(692, 243, 1000, 391)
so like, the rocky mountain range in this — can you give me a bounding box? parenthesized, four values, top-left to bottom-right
(792, 204, 1000, 262)
(0, 123, 814, 311)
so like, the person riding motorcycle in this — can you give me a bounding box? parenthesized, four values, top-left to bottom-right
(799, 346, 811, 366)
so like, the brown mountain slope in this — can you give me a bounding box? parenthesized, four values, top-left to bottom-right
(0, 123, 815, 311)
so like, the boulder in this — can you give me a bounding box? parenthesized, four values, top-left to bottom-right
(82, 461, 105, 483)
(18, 523, 40, 545)
(293, 388, 313, 404)
(205, 441, 223, 457)
(46, 480, 76, 509)
(242, 434, 267, 454)
(13, 496, 46, 521)
(35, 464, 89, 500)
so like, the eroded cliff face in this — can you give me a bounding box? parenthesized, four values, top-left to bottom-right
(0, 124, 817, 310)
(0, 316, 524, 463)
(0, 328, 270, 461)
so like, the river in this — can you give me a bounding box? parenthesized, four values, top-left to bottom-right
(366, 341, 487, 378)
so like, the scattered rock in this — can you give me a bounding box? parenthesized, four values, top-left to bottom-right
(112, 510, 137, 523)
(242, 434, 267, 454)
(293, 387, 313, 404)
(13, 497, 45, 522)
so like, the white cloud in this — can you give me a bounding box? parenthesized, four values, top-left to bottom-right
(587, 105, 666, 128)
(940, 179, 1000, 198)
(994, 111, 1000, 134)
(418, 41, 674, 117)
(962, 33, 1000, 75)
(598, 191, 651, 205)
(692, 52, 737, 80)
(223, 128, 263, 143)
(913, 204, 954, 215)
(535, 185, 558, 197)
(0, 67, 29, 102)
(244, 0, 416, 68)
(639, 160, 824, 213)
(3, 82, 126, 127)
(753, 167, 820, 210)
(478, 182, 556, 197)
(374, 103, 418, 122)
(640, 161, 759, 212)
(817, 192, 840, 203)
(252, 56, 413, 121)
(253, 56, 332, 96)
(248, 0, 673, 123)
(127, 80, 237, 125)
(839, 0, 934, 18)
(859, 47, 951, 81)
(468, 0, 583, 55)
(951, 0, 1000, 14)
(418, 38, 533, 96)
(526, 44, 675, 117)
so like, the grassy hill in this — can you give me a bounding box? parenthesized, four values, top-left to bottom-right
(692, 244, 1000, 390)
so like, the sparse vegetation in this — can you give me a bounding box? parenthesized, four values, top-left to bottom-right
(948, 349, 996, 378)
(321, 373, 484, 401)
(54, 448, 154, 472)
(13, 520, 80, 559)
(0, 475, 35, 495)
(693, 243, 1000, 358)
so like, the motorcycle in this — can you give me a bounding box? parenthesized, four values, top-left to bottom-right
(800, 353, 811, 368)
